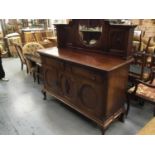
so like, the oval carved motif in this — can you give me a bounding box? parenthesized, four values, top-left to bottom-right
(60, 74, 74, 97)
(79, 84, 98, 109)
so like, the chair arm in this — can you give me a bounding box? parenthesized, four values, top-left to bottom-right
(130, 78, 155, 95)
(149, 68, 155, 84)
(136, 79, 155, 88)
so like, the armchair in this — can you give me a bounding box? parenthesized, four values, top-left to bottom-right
(127, 68, 155, 116)
(128, 52, 153, 85)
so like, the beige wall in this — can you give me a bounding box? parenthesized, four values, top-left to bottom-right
(131, 19, 155, 41)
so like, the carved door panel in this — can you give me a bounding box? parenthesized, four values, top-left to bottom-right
(108, 28, 128, 56)
(44, 66, 60, 94)
(76, 78, 106, 118)
(59, 72, 77, 102)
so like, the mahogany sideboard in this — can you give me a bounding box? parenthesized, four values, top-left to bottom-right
(38, 47, 132, 134)
(38, 20, 135, 134)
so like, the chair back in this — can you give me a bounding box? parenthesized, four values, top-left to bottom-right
(23, 42, 44, 56)
(34, 31, 44, 42)
(133, 30, 145, 52)
(129, 52, 151, 84)
(24, 32, 36, 43)
(14, 43, 26, 64)
(45, 30, 54, 37)
(135, 52, 147, 79)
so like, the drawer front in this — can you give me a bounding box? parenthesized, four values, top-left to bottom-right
(71, 64, 104, 82)
(42, 56, 65, 70)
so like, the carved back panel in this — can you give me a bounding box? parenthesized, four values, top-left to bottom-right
(55, 19, 136, 59)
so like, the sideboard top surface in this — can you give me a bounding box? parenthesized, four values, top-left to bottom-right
(38, 47, 132, 71)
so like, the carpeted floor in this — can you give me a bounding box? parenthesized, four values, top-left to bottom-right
(0, 58, 154, 135)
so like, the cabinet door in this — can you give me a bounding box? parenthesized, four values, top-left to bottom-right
(43, 66, 60, 94)
(77, 79, 106, 118)
(59, 72, 77, 101)
(71, 65, 107, 118)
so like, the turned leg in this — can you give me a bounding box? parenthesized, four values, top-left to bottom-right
(126, 95, 130, 117)
(33, 72, 36, 82)
(21, 63, 23, 70)
(100, 127, 105, 135)
(37, 66, 40, 84)
(42, 90, 46, 100)
(26, 66, 28, 74)
(119, 113, 125, 123)
(37, 75, 40, 84)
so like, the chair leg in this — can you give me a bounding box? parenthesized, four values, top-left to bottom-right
(42, 89, 47, 100)
(153, 107, 155, 116)
(26, 66, 28, 74)
(21, 63, 23, 70)
(37, 66, 40, 84)
(37, 75, 40, 84)
(33, 71, 36, 82)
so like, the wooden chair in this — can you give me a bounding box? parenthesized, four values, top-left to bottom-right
(23, 42, 44, 55)
(33, 31, 53, 48)
(132, 30, 145, 52)
(14, 43, 28, 73)
(128, 52, 152, 85)
(24, 32, 36, 43)
(33, 31, 43, 42)
(126, 68, 155, 116)
(45, 30, 54, 38)
(129, 30, 154, 85)
(22, 42, 44, 83)
(144, 37, 155, 67)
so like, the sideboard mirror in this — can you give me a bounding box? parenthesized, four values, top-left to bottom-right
(78, 20, 102, 46)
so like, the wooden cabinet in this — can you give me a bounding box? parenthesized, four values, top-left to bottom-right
(38, 47, 132, 134)
(38, 20, 135, 134)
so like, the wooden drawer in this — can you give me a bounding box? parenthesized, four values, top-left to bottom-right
(71, 65, 104, 82)
(42, 56, 64, 70)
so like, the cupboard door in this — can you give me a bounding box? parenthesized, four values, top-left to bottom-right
(59, 72, 77, 101)
(44, 66, 60, 94)
(75, 74, 106, 118)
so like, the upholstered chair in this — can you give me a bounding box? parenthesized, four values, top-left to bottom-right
(24, 32, 36, 43)
(127, 68, 155, 116)
(22, 42, 44, 82)
(14, 43, 28, 73)
(23, 42, 44, 56)
(33, 31, 53, 48)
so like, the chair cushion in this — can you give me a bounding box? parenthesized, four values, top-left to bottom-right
(128, 83, 155, 102)
(23, 42, 44, 56)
